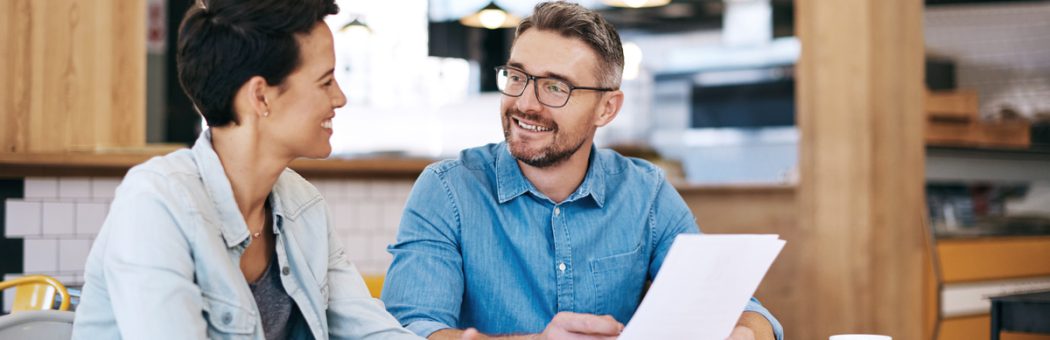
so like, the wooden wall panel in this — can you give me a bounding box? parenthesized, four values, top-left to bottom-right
(1, 0, 32, 152)
(0, 0, 145, 153)
(796, 0, 927, 338)
(109, 0, 147, 148)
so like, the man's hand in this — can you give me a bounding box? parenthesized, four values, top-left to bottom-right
(727, 311, 774, 340)
(444, 312, 623, 340)
(540, 312, 623, 340)
(460, 328, 484, 340)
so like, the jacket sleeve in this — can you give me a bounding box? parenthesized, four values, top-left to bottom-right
(98, 170, 209, 339)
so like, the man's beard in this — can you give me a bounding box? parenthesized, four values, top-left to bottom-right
(503, 108, 588, 168)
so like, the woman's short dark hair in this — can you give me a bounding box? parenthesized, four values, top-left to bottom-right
(177, 0, 339, 127)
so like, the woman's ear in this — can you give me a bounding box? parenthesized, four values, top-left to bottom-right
(246, 76, 271, 119)
(228, 76, 272, 126)
(594, 90, 624, 127)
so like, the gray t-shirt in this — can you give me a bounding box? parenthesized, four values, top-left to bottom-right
(249, 253, 303, 340)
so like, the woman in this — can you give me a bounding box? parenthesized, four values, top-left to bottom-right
(72, 1, 420, 339)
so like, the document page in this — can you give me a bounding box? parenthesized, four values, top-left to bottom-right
(619, 234, 785, 340)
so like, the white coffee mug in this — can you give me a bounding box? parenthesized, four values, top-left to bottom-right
(829, 335, 892, 340)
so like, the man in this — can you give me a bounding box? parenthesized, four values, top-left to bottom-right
(381, 2, 783, 340)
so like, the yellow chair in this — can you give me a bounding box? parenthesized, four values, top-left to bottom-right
(362, 275, 384, 298)
(0, 275, 70, 312)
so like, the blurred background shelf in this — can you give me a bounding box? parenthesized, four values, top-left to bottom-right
(926, 146, 1050, 183)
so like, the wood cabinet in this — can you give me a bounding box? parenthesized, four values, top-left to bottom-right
(0, 0, 145, 153)
(937, 237, 1050, 283)
(930, 236, 1050, 340)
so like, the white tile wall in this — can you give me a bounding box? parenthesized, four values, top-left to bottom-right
(58, 178, 92, 199)
(90, 178, 121, 199)
(23, 239, 58, 273)
(382, 204, 404, 233)
(58, 239, 93, 272)
(330, 201, 353, 231)
(4, 200, 41, 237)
(346, 181, 370, 199)
(356, 201, 382, 232)
(75, 202, 109, 235)
(23, 178, 58, 199)
(41, 202, 75, 236)
(5, 176, 417, 305)
(370, 181, 397, 200)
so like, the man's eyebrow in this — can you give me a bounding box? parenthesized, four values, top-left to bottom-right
(506, 61, 577, 85)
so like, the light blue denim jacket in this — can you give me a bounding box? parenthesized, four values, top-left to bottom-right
(381, 142, 783, 339)
(73, 130, 420, 340)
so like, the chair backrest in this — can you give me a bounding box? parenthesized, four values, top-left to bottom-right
(0, 275, 70, 312)
(0, 310, 75, 340)
(363, 275, 384, 298)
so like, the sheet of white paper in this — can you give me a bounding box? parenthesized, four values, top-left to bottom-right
(619, 234, 785, 340)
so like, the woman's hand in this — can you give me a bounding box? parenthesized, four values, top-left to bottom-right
(726, 325, 756, 340)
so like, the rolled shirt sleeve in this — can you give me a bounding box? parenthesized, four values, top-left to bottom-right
(382, 168, 466, 337)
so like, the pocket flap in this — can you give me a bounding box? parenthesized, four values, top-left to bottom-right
(589, 245, 644, 273)
(202, 295, 256, 334)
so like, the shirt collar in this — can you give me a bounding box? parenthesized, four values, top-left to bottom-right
(192, 129, 285, 248)
(494, 142, 606, 207)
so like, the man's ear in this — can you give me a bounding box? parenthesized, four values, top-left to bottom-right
(594, 90, 624, 127)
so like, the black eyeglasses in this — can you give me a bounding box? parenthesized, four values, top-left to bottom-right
(495, 66, 617, 108)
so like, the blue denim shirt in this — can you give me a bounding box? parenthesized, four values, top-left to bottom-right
(73, 130, 420, 340)
(381, 142, 783, 339)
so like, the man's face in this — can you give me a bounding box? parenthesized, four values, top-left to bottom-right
(501, 29, 613, 168)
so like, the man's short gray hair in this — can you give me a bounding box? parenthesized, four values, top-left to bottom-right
(516, 1, 624, 89)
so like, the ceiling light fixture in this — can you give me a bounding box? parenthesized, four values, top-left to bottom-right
(460, 1, 519, 30)
(340, 17, 372, 39)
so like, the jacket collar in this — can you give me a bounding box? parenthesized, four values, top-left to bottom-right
(191, 130, 286, 248)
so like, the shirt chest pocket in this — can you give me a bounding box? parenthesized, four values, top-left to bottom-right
(202, 295, 257, 338)
(588, 244, 648, 320)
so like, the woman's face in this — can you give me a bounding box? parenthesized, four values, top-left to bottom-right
(262, 23, 346, 159)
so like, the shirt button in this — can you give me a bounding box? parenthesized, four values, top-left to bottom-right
(222, 312, 233, 325)
(282, 266, 291, 276)
(554, 207, 561, 216)
(558, 263, 566, 272)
